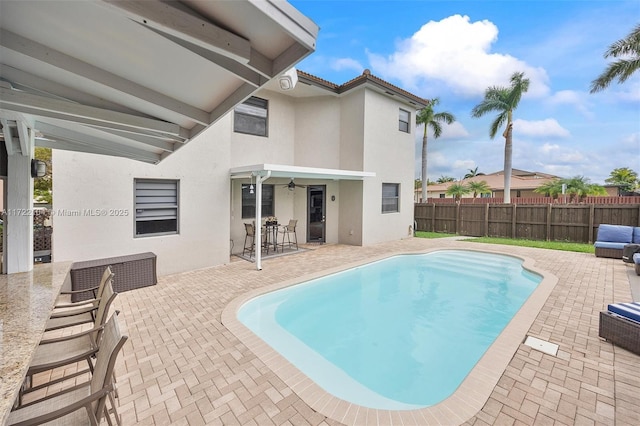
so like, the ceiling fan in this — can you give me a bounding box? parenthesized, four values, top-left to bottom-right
(282, 179, 306, 191)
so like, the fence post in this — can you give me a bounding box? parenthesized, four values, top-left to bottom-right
(484, 203, 489, 237)
(588, 204, 595, 244)
(431, 203, 435, 232)
(546, 204, 552, 241)
(512, 204, 517, 238)
(456, 202, 460, 234)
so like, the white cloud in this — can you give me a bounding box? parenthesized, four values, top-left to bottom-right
(540, 143, 560, 154)
(367, 14, 550, 98)
(417, 121, 470, 140)
(331, 57, 364, 74)
(548, 90, 594, 118)
(513, 118, 571, 138)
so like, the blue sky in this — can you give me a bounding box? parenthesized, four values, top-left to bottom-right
(289, 0, 640, 184)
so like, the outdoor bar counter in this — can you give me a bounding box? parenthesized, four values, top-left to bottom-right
(0, 261, 72, 424)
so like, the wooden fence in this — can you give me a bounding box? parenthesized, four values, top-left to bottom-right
(425, 196, 640, 205)
(414, 203, 640, 244)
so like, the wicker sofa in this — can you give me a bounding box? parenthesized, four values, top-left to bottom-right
(594, 224, 640, 259)
(599, 302, 640, 355)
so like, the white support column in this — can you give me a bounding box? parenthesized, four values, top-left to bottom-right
(5, 138, 34, 273)
(254, 171, 271, 271)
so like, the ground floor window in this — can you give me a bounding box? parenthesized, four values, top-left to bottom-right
(134, 179, 179, 236)
(242, 184, 274, 218)
(382, 183, 399, 213)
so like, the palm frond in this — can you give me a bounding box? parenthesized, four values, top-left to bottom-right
(604, 24, 640, 58)
(590, 58, 640, 92)
(430, 121, 443, 138)
(489, 113, 508, 139)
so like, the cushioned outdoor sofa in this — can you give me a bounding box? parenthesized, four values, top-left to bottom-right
(594, 224, 640, 259)
(599, 302, 640, 355)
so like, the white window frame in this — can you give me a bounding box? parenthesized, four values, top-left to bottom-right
(382, 183, 400, 213)
(399, 109, 410, 133)
(134, 178, 179, 237)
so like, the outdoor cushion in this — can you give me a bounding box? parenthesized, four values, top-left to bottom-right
(608, 302, 640, 323)
(594, 241, 627, 249)
(634, 253, 640, 264)
(596, 224, 633, 243)
(633, 227, 640, 244)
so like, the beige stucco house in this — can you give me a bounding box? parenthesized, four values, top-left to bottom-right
(417, 169, 561, 202)
(52, 70, 428, 275)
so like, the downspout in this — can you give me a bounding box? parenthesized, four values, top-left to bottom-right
(255, 170, 271, 270)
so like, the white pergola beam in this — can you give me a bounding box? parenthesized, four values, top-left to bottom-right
(0, 30, 210, 125)
(0, 87, 184, 137)
(35, 121, 161, 163)
(36, 136, 157, 164)
(101, 0, 251, 64)
(98, 128, 176, 152)
(16, 120, 32, 157)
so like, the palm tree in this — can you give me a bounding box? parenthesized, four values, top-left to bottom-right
(445, 182, 471, 201)
(471, 72, 530, 204)
(467, 180, 492, 199)
(563, 176, 606, 202)
(605, 167, 639, 194)
(416, 98, 456, 202)
(436, 175, 455, 183)
(463, 167, 479, 179)
(534, 179, 564, 199)
(590, 24, 640, 93)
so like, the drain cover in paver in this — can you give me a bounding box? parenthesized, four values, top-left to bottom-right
(524, 335, 559, 356)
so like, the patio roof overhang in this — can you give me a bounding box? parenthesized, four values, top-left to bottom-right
(0, 0, 318, 164)
(231, 164, 375, 271)
(230, 164, 376, 181)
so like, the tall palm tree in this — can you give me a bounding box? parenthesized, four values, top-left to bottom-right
(590, 24, 640, 93)
(416, 98, 456, 202)
(471, 72, 530, 204)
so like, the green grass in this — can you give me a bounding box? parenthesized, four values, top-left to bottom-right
(415, 231, 456, 239)
(414, 231, 594, 253)
(460, 236, 595, 253)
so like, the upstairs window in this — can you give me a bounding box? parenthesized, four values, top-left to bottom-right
(234, 96, 268, 136)
(135, 179, 179, 236)
(382, 183, 400, 213)
(399, 109, 410, 133)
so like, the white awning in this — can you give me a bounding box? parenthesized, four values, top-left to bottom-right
(230, 164, 375, 180)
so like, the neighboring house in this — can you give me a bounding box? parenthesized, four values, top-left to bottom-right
(417, 169, 561, 201)
(52, 70, 428, 275)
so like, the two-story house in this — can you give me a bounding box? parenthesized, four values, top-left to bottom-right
(52, 70, 428, 275)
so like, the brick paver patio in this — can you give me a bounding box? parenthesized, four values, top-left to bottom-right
(89, 238, 638, 425)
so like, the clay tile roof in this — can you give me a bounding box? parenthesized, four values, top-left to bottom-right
(297, 69, 429, 108)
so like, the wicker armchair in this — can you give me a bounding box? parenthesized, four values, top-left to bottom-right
(599, 303, 640, 356)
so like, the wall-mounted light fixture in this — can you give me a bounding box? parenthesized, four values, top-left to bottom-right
(31, 159, 46, 178)
(331, 195, 336, 201)
(279, 67, 298, 91)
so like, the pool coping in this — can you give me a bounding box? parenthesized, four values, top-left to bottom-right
(221, 247, 559, 425)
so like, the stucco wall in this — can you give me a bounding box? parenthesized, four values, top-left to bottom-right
(361, 89, 416, 245)
(52, 117, 232, 276)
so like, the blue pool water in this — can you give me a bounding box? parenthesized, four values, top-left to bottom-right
(238, 250, 541, 409)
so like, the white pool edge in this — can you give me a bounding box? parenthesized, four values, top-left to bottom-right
(221, 247, 559, 426)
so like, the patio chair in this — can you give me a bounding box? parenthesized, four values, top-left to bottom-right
(44, 272, 117, 333)
(243, 222, 256, 257)
(277, 219, 298, 252)
(20, 281, 118, 402)
(7, 314, 128, 426)
(599, 302, 640, 355)
(53, 266, 112, 310)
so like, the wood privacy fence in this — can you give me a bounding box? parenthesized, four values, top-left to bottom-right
(414, 203, 640, 244)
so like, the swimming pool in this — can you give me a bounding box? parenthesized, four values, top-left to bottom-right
(237, 250, 542, 410)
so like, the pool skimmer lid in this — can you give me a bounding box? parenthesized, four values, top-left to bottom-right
(524, 336, 559, 356)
